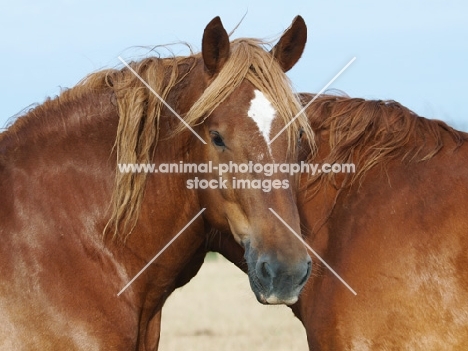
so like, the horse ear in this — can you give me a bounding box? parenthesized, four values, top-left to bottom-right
(202, 16, 230, 75)
(271, 16, 307, 72)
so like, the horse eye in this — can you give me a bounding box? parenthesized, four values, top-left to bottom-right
(210, 132, 225, 147)
(298, 128, 305, 142)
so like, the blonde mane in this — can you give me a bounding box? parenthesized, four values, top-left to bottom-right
(302, 94, 466, 197)
(97, 56, 198, 240)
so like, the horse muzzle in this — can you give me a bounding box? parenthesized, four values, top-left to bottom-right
(244, 240, 312, 305)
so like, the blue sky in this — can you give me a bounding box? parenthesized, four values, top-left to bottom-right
(1, 0, 467, 130)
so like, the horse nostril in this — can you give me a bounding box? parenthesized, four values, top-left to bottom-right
(260, 261, 273, 280)
(299, 260, 312, 286)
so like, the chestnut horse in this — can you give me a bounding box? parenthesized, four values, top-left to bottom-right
(295, 93, 468, 350)
(168, 93, 468, 350)
(0, 17, 313, 350)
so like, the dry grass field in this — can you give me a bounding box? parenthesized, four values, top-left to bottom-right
(159, 255, 308, 351)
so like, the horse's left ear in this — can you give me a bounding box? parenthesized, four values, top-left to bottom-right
(271, 16, 307, 72)
(202, 16, 230, 75)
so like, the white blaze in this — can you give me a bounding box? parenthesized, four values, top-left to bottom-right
(247, 90, 277, 150)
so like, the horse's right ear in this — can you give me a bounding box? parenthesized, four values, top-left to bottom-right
(202, 16, 230, 75)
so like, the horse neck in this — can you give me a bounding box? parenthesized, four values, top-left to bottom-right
(300, 105, 468, 281)
(0, 82, 201, 235)
(1, 74, 206, 283)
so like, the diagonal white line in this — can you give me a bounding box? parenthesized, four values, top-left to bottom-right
(117, 56, 207, 144)
(268, 208, 357, 296)
(268, 57, 356, 145)
(117, 208, 206, 296)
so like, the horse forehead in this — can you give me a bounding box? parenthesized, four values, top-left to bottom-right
(247, 90, 277, 146)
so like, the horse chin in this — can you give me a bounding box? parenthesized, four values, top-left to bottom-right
(256, 292, 299, 306)
(266, 295, 298, 305)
